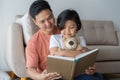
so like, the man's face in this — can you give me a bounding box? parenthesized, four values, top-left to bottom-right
(33, 9, 55, 35)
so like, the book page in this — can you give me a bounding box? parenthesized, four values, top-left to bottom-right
(48, 49, 98, 62)
(75, 48, 98, 60)
(48, 55, 75, 61)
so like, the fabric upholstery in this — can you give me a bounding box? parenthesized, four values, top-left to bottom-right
(77, 20, 118, 45)
(16, 12, 39, 44)
(95, 62, 120, 73)
(6, 23, 29, 77)
(88, 45, 120, 61)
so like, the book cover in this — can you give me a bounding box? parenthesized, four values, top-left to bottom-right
(46, 49, 99, 80)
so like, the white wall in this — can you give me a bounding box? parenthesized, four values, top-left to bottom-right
(0, 0, 35, 71)
(0, 0, 120, 71)
(49, 0, 120, 30)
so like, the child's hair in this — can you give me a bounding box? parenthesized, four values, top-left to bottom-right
(29, 0, 52, 19)
(57, 9, 81, 31)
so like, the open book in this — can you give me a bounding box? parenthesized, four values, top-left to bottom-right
(46, 49, 99, 80)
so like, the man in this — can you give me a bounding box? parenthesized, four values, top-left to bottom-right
(26, 0, 61, 80)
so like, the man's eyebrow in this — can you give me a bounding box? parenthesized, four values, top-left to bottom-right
(47, 13, 53, 19)
(39, 13, 53, 22)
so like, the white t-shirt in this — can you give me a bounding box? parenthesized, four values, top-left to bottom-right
(49, 34, 87, 49)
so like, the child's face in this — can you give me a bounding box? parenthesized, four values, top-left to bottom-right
(61, 20, 77, 38)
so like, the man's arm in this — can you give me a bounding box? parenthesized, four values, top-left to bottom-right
(27, 67, 62, 80)
(27, 67, 43, 80)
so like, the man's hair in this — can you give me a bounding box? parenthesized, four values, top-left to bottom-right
(29, 0, 52, 19)
(57, 9, 81, 31)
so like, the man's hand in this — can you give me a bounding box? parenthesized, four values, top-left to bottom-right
(27, 67, 63, 80)
(85, 65, 96, 75)
(40, 69, 63, 80)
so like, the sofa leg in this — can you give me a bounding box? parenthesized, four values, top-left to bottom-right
(21, 78, 27, 80)
(10, 71, 16, 80)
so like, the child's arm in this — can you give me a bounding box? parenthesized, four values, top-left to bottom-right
(53, 47, 88, 58)
(49, 47, 59, 55)
(49, 35, 60, 55)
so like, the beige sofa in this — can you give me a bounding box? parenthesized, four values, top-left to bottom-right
(6, 14, 120, 79)
(78, 20, 120, 74)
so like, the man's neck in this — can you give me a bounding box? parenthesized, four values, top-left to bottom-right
(41, 30, 53, 35)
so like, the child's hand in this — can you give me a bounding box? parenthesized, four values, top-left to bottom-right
(50, 53, 56, 55)
(54, 52, 63, 56)
(85, 65, 96, 75)
(58, 48, 65, 51)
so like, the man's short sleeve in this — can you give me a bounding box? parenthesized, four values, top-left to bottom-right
(26, 41, 39, 68)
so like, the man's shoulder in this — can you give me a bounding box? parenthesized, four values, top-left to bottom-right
(28, 30, 41, 43)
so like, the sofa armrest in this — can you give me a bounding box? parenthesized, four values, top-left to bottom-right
(6, 23, 28, 77)
(116, 31, 120, 45)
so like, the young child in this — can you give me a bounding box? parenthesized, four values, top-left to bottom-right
(49, 9, 88, 58)
(49, 9, 104, 80)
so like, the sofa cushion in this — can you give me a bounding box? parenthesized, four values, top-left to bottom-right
(88, 45, 120, 61)
(77, 20, 118, 45)
(16, 12, 39, 44)
(95, 61, 120, 73)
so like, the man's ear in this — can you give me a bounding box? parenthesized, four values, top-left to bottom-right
(32, 18, 38, 26)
